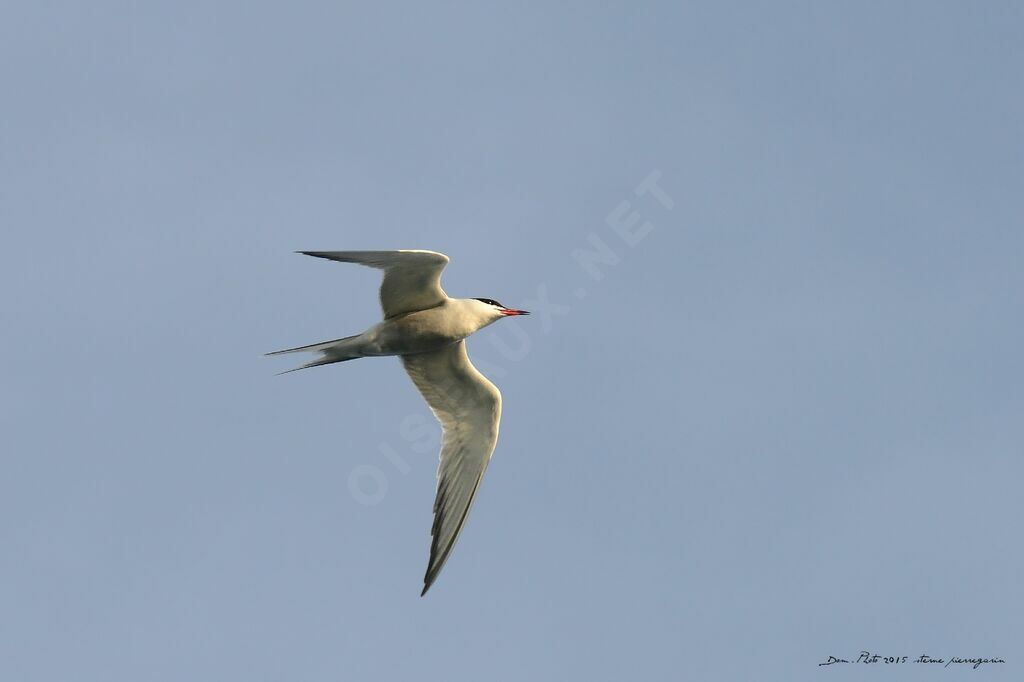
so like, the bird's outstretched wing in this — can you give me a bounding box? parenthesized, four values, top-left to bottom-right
(298, 250, 449, 318)
(401, 341, 502, 596)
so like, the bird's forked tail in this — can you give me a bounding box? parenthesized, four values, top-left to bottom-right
(265, 334, 363, 374)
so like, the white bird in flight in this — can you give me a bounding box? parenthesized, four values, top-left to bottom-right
(268, 250, 529, 595)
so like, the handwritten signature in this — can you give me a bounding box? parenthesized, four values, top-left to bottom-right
(819, 652, 1005, 670)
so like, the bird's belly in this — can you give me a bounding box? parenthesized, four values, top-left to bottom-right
(366, 309, 465, 356)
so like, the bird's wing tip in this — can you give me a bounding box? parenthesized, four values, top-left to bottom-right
(420, 574, 437, 597)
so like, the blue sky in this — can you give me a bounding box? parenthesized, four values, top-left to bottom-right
(2, 2, 1022, 680)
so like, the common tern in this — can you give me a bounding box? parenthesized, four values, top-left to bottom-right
(268, 250, 529, 595)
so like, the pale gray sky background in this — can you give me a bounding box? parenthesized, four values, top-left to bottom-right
(2, 2, 1022, 680)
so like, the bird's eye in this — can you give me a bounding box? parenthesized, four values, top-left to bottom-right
(474, 298, 503, 307)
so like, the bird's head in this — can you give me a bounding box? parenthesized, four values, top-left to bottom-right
(470, 297, 530, 323)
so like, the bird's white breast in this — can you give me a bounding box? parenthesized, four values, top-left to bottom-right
(363, 299, 494, 356)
